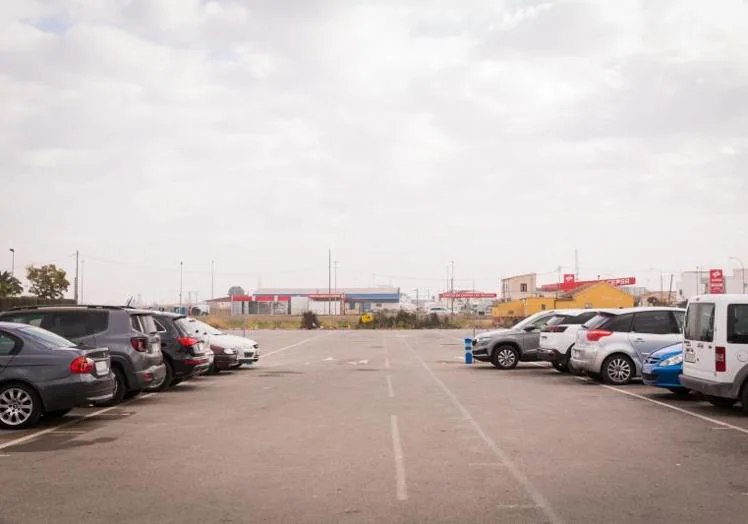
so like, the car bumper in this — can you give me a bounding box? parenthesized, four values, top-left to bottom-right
(237, 349, 260, 364)
(570, 347, 599, 373)
(537, 348, 564, 364)
(133, 363, 167, 390)
(472, 345, 490, 359)
(175, 356, 212, 377)
(641, 365, 684, 389)
(214, 354, 239, 370)
(43, 376, 116, 411)
(679, 375, 737, 399)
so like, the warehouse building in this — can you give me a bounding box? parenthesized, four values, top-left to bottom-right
(230, 288, 401, 315)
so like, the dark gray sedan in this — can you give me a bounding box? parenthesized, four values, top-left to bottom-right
(0, 321, 114, 430)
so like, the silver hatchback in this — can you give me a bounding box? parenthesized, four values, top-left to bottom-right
(570, 307, 685, 384)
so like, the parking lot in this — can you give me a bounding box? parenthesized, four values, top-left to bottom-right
(1, 329, 748, 523)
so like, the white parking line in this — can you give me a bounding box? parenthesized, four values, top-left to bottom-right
(0, 393, 155, 452)
(402, 338, 562, 524)
(262, 336, 321, 358)
(386, 375, 395, 399)
(390, 414, 408, 501)
(601, 385, 748, 436)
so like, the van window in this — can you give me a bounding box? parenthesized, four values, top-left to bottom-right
(130, 314, 158, 334)
(727, 305, 748, 344)
(684, 303, 715, 342)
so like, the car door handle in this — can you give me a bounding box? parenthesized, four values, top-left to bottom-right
(633, 338, 646, 343)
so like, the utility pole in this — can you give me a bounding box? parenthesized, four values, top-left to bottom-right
(334, 260, 338, 293)
(9, 248, 14, 277)
(179, 261, 183, 308)
(211, 259, 215, 299)
(80, 259, 84, 304)
(74, 250, 79, 304)
(328, 249, 332, 316)
(450, 260, 455, 315)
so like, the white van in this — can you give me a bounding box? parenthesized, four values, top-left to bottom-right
(680, 295, 748, 414)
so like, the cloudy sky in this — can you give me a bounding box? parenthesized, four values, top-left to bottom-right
(1, 0, 747, 304)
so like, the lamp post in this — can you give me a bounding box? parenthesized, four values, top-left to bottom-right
(729, 257, 746, 294)
(9, 248, 14, 276)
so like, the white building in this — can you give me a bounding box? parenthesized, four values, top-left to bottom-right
(678, 268, 748, 300)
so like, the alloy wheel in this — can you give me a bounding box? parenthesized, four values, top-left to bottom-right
(497, 349, 517, 368)
(607, 358, 632, 384)
(0, 387, 35, 427)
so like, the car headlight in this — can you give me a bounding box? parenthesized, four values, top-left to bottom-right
(476, 338, 489, 345)
(223, 348, 235, 355)
(660, 354, 683, 367)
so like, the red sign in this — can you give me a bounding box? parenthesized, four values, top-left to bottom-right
(562, 274, 576, 290)
(439, 291, 498, 299)
(540, 277, 636, 292)
(709, 269, 725, 294)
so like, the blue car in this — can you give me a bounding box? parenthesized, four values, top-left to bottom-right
(642, 343, 689, 395)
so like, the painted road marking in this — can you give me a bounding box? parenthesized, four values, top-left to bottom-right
(386, 375, 395, 399)
(0, 393, 155, 452)
(390, 414, 408, 501)
(403, 338, 562, 524)
(262, 336, 322, 358)
(601, 385, 748, 436)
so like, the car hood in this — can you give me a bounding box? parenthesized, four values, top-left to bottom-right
(207, 334, 258, 349)
(650, 343, 683, 360)
(476, 328, 512, 339)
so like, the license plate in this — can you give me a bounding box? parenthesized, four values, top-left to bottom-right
(95, 361, 109, 375)
(151, 343, 160, 353)
(684, 349, 697, 363)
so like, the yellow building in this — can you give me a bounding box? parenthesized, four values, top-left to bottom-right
(491, 282, 635, 318)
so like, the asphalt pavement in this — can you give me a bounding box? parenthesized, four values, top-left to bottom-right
(1, 329, 748, 523)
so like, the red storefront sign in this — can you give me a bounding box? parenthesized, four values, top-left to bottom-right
(709, 269, 725, 294)
(562, 274, 576, 290)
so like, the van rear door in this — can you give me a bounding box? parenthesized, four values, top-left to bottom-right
(683, 302, 716, 380)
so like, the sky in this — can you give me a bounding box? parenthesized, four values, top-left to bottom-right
(1, 0, 747, 305)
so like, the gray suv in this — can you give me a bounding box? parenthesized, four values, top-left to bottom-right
(472, 311, 559, 369)
(0, 306, 166, 405)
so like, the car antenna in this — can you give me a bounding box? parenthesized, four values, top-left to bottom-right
(125, 296, 134, 308)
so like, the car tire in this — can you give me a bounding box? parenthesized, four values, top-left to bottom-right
(172, 378, 184, 386)
(151, 360, 173, 392)
(0, 383, 43, 430)
(706, 396, 737, 408)
(601, 354, 635, 385)
(740, 382, 748, 416)
(565, 347, 576, 374)
(551, 361, 567, 373)
(45, 408, 72, 419)
(124, 390, 140, 400)
(491, 345, 519, 370)
(95, 367, 127, 407)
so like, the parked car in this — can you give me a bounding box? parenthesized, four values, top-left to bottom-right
(179, 319, 259, 371)
(537, 309, 609, 372)
(570, 307, 685, 385)
(0, 306, 166, 405)
(0, 321, 114, 429)
(427, 306, 451, 316)
(642, 343, 688, 396)
(150, 312, 212, 389)
(680, 295, 748, 413)
(472, 310, 559, 369)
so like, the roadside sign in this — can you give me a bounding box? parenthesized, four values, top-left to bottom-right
(709, 269, 725, 294)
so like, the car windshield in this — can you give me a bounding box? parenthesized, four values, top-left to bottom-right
(19, 325, 78, 349)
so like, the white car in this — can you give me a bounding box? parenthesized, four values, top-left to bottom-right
(537, 309, 616, 373)
(182, 318, 260, 369)
(427, 306, 451, 316)
(680, 294, 748, 413)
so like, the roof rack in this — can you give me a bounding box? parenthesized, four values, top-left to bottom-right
(3, 304, 127, 312)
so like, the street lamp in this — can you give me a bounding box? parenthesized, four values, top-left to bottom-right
(9, 248, 14, 276)
(729, 257, 746, 294)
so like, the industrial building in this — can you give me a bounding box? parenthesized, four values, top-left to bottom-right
(229, 288, 401, 315)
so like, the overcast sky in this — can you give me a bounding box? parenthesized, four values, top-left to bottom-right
(1, 0, 747, 304)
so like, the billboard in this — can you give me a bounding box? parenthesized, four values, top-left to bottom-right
(709, 269, 725, 294)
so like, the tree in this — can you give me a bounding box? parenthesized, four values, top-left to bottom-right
(228, 285, 245, 297)
(26, 264, 69, 299)
(0, 271, 23, 298)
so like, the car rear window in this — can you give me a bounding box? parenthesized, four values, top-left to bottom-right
(605, 313, 634, 332)
(583, 313, 614, 330)
(174, 317, 195, 336)
(19, 326, 78, 349)
(727, 304, 748, 344)
(130, 314, 158, 334)
(684, 303, 714, 342)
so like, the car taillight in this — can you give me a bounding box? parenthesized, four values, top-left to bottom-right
(177, 337, 198, 349)
(586, 330, 612, 342)
(70, 356, 94, 374)
(715, 346, 727, 372)
(131, 337, 147, 352)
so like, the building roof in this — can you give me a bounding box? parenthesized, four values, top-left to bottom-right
(502, 273, 536, 281)
(206, 296, 232, 303)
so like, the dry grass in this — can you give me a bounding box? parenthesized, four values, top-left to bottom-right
(203, 313, 499, 330)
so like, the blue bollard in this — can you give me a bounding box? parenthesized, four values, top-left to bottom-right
(464, 337, 474, 364)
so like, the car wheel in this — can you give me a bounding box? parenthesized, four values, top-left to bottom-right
(45, 408, 72, 419)
(95, 367, 127, 407)
(491, 345, 519, 370)
(601, 354, 635, 385)
(151, 360, 173, 392)
(706, 396, 738, 408)
(740, 382, 748, 415)
(0, 383, 43, 430)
